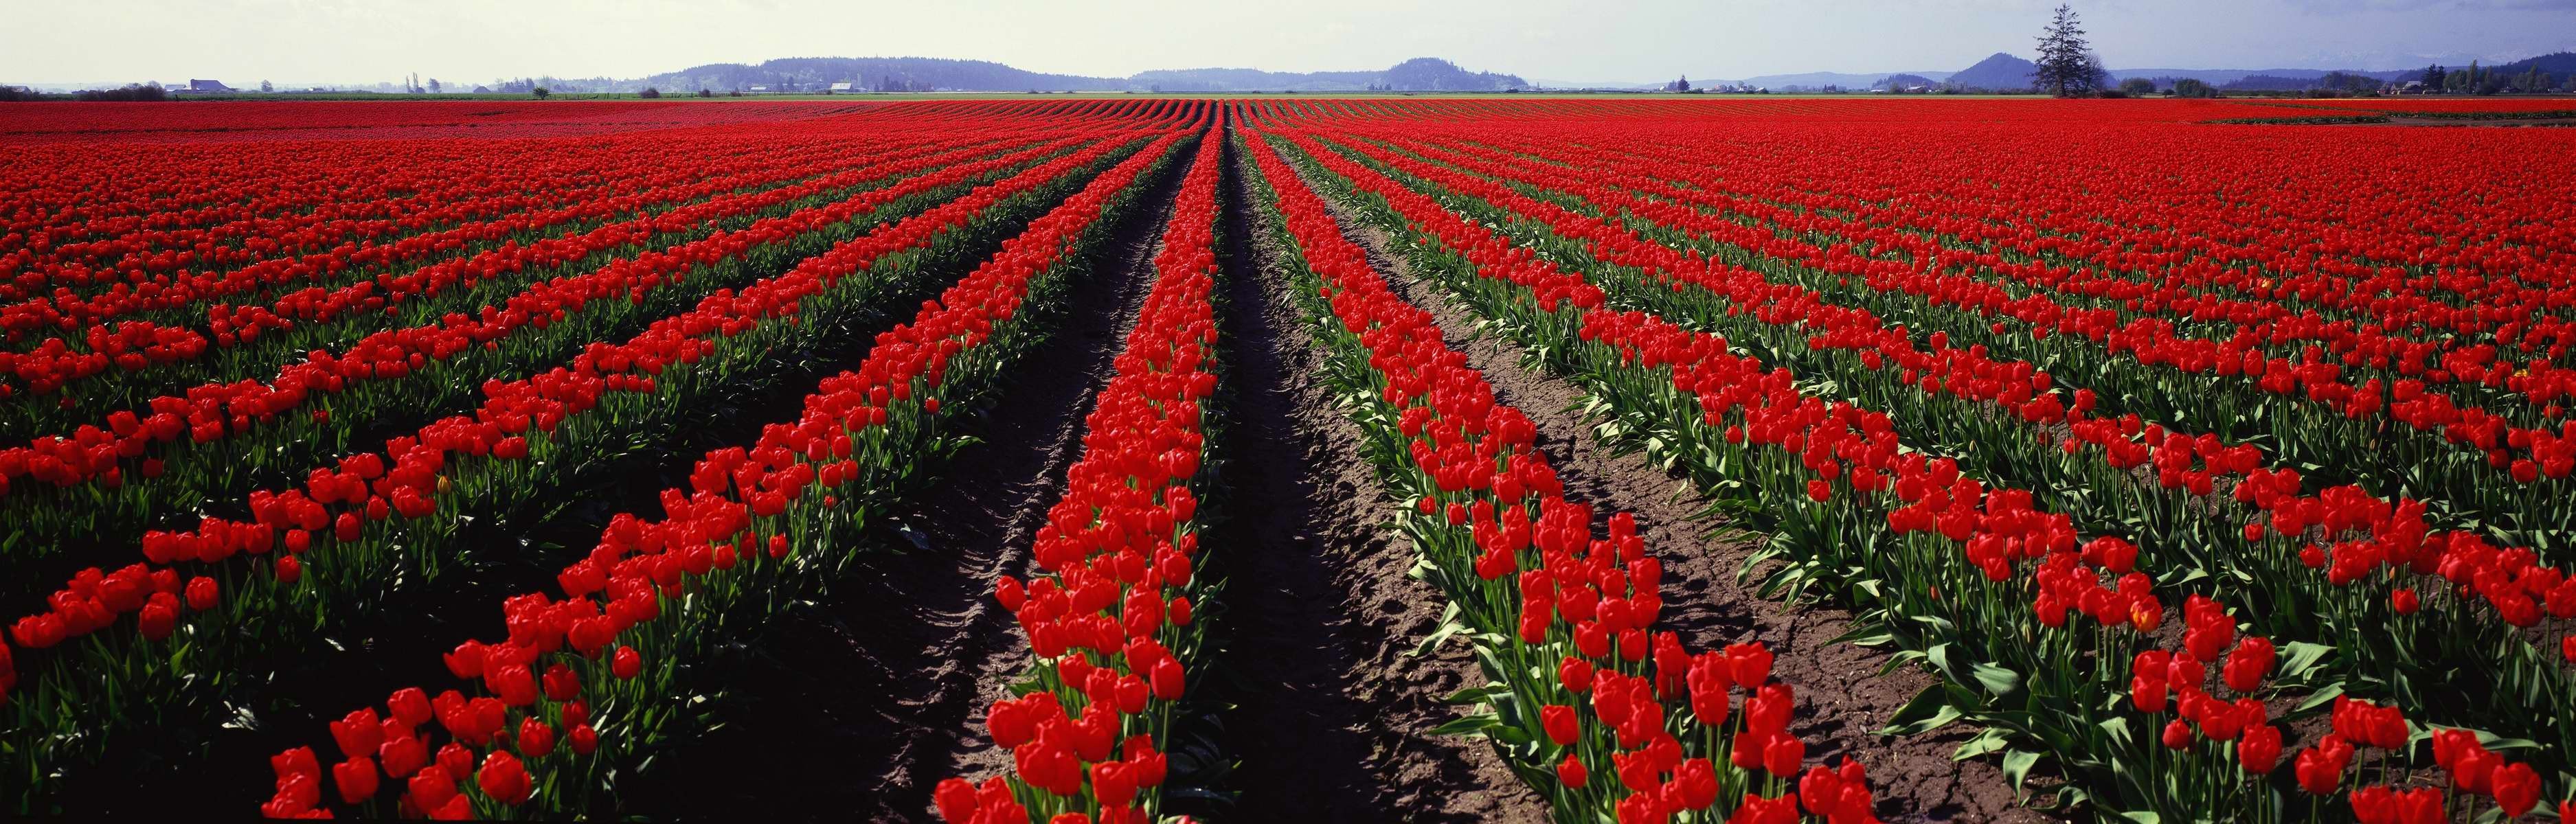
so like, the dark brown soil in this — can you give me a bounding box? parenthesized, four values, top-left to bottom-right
(633, 147, 1188, 823)
(1294, 157, 2050, 823)
(1189, 132, 1549, 823)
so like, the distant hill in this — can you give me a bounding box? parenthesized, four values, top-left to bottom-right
(1735, 70, 1952, 90)
(2499, 51, 2576, 74)
(1135, 58, 1525, 91)
(636, 57, 1118, 93)
(624, 56, 1523, 93)
(2111, 67, 2413, 86)
(1948, 53, 2038, 91)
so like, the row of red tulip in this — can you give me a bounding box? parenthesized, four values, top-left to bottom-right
(1, 133, 1001, 408)
(1241, 126, 1884, 824)
(4, 127, 1166, 808)
(1397, 125, 2576, 533)
(1, 127, 881, 330)
(3, 139, 656, 303)
(248, 123, 1198, 821)
(1244, 103, 2576, 367)
(1550, 132, 2575, 389)
(1330, 124, 2576, 706)
(0, 139, 1092, 597)
(1258, 126, 2554, 821)
(1298, 126, 2576, 799)
(937, 127, 1225, 824)
(5, 126, 1136, 678)
(1568, 131, 2576, 453)
(0, 133, 1059, 507)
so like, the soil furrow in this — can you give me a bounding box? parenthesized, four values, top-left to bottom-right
(634, 144, 1193, 823)
(1200, 130, 1548, 823)
(1290, 152, 2046, 823)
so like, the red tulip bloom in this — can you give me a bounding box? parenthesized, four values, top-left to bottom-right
(542, 663, 579, 702)
(517, 718, 556, 758)
(388, 687, 433, 729)
(1540, 704, 1579, 746)
(407, 766, 459, 812)
(934, 777, 978, 823)
(569, 724, 598, 755)
(1763, 734, 1805, 776)
(330, 709, 385, 760)
(1557, 753, 1588, 788)
(2161, 719, 2193, 749)
(184, 575, 218, 611)
(477, 751, 532, 805)
(436, 742, 474, 783)
(2239, 724, 2282, 774)
(332, 755, 379, 804)
(611, 645, 642, 680)
(379, 735, 429, 779)
(137, 600, 177, 641)
(2494, 762, 2541, 817)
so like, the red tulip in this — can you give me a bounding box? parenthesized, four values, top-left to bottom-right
(185, 575, 218, 611)
(2239, 724, 2282, 774)
(1557, 753, 1588, 788)
(542, 663, 579, 702)
(611, 645, 642, 680)
(388, 687, 433, 729)
(407, 766, 458, 812)
(934, 777, 978, 823)
(379, 735, 429, 779)
(2161, 719, 2193, 749)
(330, 709, 385, 760)
(2493, 762, 2540, 817)
(477, 751, 532, 805)
(517, 718, 556, 758)
(1763, 735, 1805, 777)
(436, 742, 474, 783)
(137, 600, 177, 641)
(331, 755, 379, 804)
(1540, 704, 1579, 746)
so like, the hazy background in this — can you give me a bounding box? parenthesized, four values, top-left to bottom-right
(3, 0, 2571, 87)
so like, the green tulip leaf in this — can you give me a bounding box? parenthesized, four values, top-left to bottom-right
(1954, 728, 2009, 761)
(2002, 748, 2042, 794)
(1428, 713, 1502, 738)
(1970, 662, 2023, 698)
(1878, 683, 1964, 736)
(2274, 641, 2333, 682)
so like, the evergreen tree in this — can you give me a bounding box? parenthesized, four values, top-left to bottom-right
(2033, 4, 2104, 97)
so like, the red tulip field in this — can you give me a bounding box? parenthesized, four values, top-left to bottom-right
(3, 96, 2574, 823)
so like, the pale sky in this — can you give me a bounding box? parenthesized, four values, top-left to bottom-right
(3, 0, 2571, 87)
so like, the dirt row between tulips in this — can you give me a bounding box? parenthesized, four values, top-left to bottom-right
(1184, 133, 1547, 823)
(1288, 150, 2049, 823)
(644, 135, 1557, 823)
(635, 145, 1191, 822)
